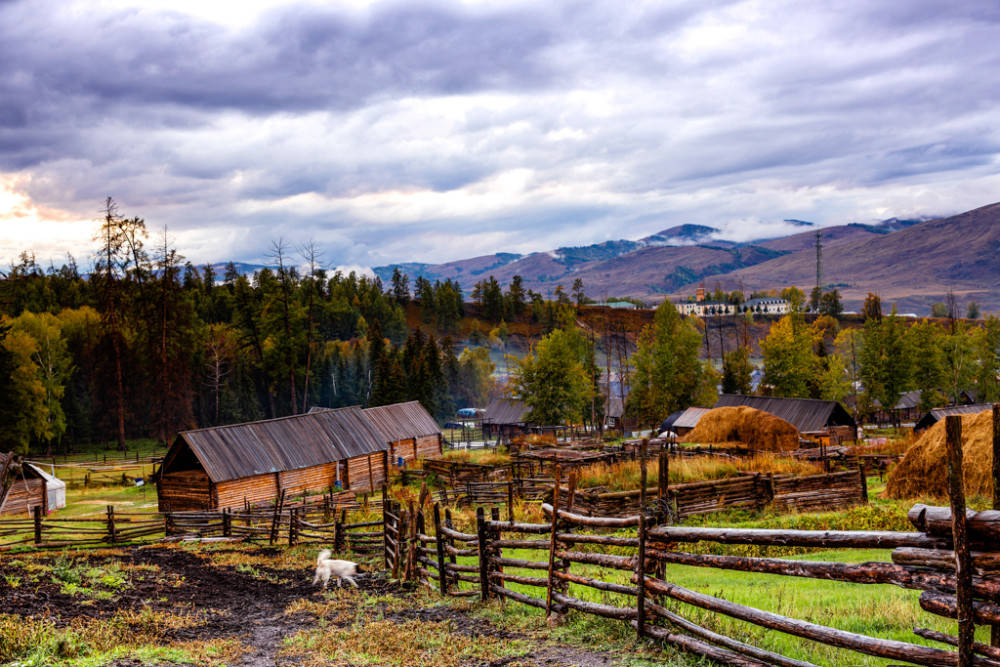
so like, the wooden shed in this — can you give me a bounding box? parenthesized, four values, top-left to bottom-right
(713, 394, 857, 442)
(482, 398, 532, 439)
(914, 403, 994, 434)
(362, 401, 442, 465)
(0, 452, 48, 516)
(157, 407, 389, 512)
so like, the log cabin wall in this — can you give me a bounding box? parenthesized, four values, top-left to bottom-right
(157, 470, 212, 511)
(213, 472, 279, 510)
(0, 478, 45, 515)
(345, 452, 387, 493)
(279, 462, 339, 497)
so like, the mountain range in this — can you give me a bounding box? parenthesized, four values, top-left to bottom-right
(373, 204, 1000, 315)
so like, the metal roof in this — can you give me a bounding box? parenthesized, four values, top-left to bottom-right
(484, 398, 531, 425)
(914, 404, 994, 432)
(175, 407, 388, 483)
(893, 390, 923, 410)
(673, 407, 711, 430)
(363, 401, 441, 443)
(713, 394, 856, 433)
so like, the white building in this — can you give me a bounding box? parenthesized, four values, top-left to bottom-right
(676, 296, 789, 317)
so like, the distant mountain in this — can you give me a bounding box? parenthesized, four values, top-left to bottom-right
(641, 224, 721, 246)
(678, 204, 1000, 313)
(371, 205, 995, 314)
(784, 219, 815, 227)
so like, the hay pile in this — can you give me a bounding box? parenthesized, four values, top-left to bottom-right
(886, 410, 994, 499)
(680, 406, 799, 451)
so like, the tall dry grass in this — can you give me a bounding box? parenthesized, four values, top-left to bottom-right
(573, 455, 823, 492)
(440, 449, 512, 466)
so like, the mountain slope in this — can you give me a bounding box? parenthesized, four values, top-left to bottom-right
(685, 203, 1000, 312)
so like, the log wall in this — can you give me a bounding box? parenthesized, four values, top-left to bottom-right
(214, 472, 279, 509)
(157, 470, 211, 512)
(0, 478, 45, 515)
(345, 452, 387, 494)
(390, 435, 442, 465)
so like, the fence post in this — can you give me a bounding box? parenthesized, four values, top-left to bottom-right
(107, 505, 117, 544)
(392, 506, 405, 580)
(476, 506, 490, 601)
(33, 505, 42, 544)
(856, 460, 869, 503)
(335, 513, 345, 553)
(636, 439, 648, 639)
(433, 503, 448, 596)
(545, 465, 562, 619)
(381, 485, 389, 567)
(507, 481, 514, 523)
(945, 415, 973, 667)
(994, 403, 1000, 647)
(445, 508, 458, 587)
(416, 508, 427, 584)
(490, 506, 503, 586)
(223, 508, 231, 537)
(288, 508, 297, 547)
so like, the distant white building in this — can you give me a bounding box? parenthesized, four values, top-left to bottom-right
(676, 293, 790, 317)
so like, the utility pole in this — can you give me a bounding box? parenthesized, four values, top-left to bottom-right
(815, 230, 823, 295)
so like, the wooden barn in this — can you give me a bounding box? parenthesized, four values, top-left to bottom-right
(482, 398, 532, 439)
(0, 452, 48, 516)
(362, 401, 442, 466)
(713, 394, 857, 443)
(157, 407, 389, 512)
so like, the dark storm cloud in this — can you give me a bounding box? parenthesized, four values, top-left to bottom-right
(3, 0, 1000, 267)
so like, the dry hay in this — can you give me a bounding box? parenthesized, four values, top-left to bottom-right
(886, 409, 994, 499)
(510, 433, 557, 452)
(680, 406, 799, 451)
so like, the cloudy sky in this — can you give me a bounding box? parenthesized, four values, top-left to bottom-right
(2, 0, 1000, 271)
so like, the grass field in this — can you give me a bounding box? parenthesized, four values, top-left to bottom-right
(4, 439, 987, 666)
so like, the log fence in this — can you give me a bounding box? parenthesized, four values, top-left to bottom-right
(378, 420, 1000, 666)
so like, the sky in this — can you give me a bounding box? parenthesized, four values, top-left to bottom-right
(2, 0, 1000, 272)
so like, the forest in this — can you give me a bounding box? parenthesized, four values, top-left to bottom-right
(3, 200, 1000, 456)
(0, 201, 541, 455)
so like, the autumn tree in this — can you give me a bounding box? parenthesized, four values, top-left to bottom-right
(512, 327, 592, 425)
(627, 300, 715, 428)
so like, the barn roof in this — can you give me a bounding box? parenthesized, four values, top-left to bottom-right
(713, 394, 856, 433)
(914, 404, 994, 432)
(484, 398, 531, 425)
(673, 407, 711, 430)
(362, 401, 441, 443)
(175, 407, 388, 483)
(893, 390, 923, 410)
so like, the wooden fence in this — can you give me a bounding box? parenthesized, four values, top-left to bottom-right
(0, 501, 379, 553)
(553, 466, 867, 519)
(384, 418, 1000, 667)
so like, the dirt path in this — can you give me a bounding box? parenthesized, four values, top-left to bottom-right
(0, 546, 631, 666)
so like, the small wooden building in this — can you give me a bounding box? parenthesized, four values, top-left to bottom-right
(672, 407, 711, 436)
(914, 403, 994, 434)
(157, 407, 389, 512)
(362, 401, 442, 466)
(714, 394, 857, 443)
(0, 452, 48, 516)
(482, 398, 532, 439)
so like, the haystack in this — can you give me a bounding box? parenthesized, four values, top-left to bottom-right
(680, 406, 799, 451)
(886, 409, 994, 499)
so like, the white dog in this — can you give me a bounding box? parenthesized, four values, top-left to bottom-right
(313, 549, 361, 589)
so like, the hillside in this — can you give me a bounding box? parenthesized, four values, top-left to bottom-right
(685, 203, 1000, 313)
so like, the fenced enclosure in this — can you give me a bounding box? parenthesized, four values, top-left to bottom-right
(382, 417, 1000, 667)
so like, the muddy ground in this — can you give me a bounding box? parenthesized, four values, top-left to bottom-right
(0, 546, 627, 666)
